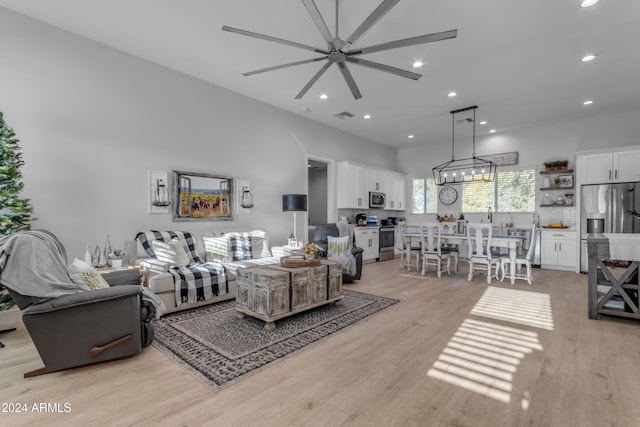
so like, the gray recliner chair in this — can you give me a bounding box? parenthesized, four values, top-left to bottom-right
(9, 270, 154, 378)
(0, 231, 154, 378)
(311, 223, 363, 283)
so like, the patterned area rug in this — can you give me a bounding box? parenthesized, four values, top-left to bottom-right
(152, 289, 399, 391)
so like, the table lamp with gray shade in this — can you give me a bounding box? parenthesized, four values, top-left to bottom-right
(282, 194, 307, 246)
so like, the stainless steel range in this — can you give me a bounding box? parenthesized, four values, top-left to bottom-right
(378, 217, 400, 261)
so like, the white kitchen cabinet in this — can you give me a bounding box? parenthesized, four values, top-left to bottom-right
(383, 173, 407, 211)
(354, 228, 379, 261)
(337, 161, 407, 211)
(337, 162, 368, 209)
(580, 149, 640, 184)
(614, 150, 640, 182)
(540, 230, 576, 271)
(395, 176, 406, 211)
(384, 173, 397, 210)
(367, 170, 385, 192)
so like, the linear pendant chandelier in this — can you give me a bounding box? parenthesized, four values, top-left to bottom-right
(432, 105, 496, 186)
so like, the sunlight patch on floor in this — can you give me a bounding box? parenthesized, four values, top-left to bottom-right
(470, 286, 554, 330)
(427, 318, 544, 403)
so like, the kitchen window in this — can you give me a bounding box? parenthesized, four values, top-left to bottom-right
(462, 168, 535, 213)
(411, 178, 438, 214)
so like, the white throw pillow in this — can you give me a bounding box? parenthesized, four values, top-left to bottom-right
(203, 236, 230, 263)
(68, 258, 110, 290)
(151, 238, 190, 267)
(328, 235, 350, 258)
(248, 229, 271, 258)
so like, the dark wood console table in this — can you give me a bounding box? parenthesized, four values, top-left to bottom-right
(588, 235, 640, 320)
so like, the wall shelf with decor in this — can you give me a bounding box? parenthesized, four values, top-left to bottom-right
(540, 185, 574, 191)
(539, 170, 574, 191)
(539, 167, 575, 208)
(539, 168, 574, 175)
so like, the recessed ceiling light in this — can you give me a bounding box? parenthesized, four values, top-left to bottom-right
(320, 94, 328, 100)
(581, 0, 599, 7)
(363, 114, 371, 119)
(583, 100, 594, 105)
(489, 129, 497, 133)
(408, 135, 414, 139)
(448, 92, 457, 97)
(582, 54, 596, 62)
(480, 121, 488, 125)
(412, 61, 423, 68)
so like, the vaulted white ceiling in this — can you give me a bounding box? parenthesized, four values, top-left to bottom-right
(1, 0, 638, 148)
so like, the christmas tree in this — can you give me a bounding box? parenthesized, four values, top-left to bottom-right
(0, 111, 34, 236)
(0, 112, 35, 311)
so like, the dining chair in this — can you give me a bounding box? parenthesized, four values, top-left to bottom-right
(466, 222, 501, 284)
(395, 222, 407, 269)
(420, 222, 451, 278)
(440, 222, 459, 274)
(500, 223, 537, 285)
(399, 223, 421, 272)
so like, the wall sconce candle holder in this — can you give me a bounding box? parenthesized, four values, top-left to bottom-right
(152, 179, 170, 207)
(240, 186, 254, 208)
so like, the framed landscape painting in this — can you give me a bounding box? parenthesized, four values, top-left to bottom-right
(172, 170, 233, 221)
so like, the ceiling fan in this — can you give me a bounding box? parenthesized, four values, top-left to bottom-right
(222, 0, 457, 100)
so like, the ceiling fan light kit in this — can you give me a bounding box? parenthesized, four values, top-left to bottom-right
(222, 0, 457, 100)
(432, 105, 496, 186)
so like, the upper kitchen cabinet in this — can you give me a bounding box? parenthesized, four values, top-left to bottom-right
(384, 173, 407, 211)
(578, 148, 640, 185)
(336, 161, 407, 210)
(337, 161, 368, 209)
(367, 169, 385, 192)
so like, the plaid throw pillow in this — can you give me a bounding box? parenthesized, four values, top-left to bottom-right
(134, 231, 202, 264)
(229, 233, 252, 261)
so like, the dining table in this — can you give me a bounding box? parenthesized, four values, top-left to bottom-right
(403, 230, 524, 285)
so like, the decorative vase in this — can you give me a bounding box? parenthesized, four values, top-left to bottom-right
(110, 259, 123, 269)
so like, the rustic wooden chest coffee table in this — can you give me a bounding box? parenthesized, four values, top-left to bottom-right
(235, 260, 343, 330)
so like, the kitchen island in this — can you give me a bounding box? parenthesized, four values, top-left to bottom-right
(587, 234, 640, 320)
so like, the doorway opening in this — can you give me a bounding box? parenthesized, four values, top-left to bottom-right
(308, 159, 328, 225)
(306, 156, 336, 230)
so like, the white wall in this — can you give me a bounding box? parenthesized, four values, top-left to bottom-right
(0, 7, 397, 258)
(398, 108, 640, 226)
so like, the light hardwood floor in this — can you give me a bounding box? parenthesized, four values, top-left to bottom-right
(1, 260, 640, 427)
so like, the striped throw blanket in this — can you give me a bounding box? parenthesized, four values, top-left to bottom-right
(169, 262, 227, 306)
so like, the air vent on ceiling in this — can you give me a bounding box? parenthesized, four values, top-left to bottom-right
(333, 111, 355, 120)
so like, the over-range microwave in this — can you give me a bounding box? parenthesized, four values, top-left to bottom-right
(369, 191, 386, 208)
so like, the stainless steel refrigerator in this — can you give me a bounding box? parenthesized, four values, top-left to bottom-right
(580, 182, 640, 272)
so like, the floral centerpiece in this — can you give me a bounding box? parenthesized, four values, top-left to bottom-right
(303, 242, 320, 259)
(280, 242, 321, 267)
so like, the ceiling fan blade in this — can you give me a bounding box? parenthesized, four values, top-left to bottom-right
(342, 0, 400, 53)
(222, 25, 329, 55)
(301, 0, 336, 50)
(295, 61, 333, 99)
(337, 62, 362, 100)
(345, 57, 421, 80)
(349, 29, 458, 56)
(243, 57, 327, 76)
